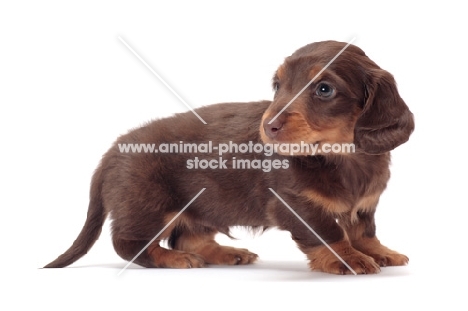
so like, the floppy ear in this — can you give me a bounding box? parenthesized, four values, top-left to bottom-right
(354, 70, 414, 154)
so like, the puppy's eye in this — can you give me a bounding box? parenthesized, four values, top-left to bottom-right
(273, 82, 280, 92)
(315, 83, 334, 98)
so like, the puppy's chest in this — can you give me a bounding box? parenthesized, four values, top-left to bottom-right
(295, 161, 388, 216)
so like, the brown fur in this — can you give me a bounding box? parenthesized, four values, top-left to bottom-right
(305, 240, 381, 275)
(44, 41, 414, 274)
(173, 231, 258, 265)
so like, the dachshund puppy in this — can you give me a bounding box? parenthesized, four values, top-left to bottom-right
(45, 41, 414, 274)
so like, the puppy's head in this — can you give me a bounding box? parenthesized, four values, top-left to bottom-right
(260, 41, 414, 155)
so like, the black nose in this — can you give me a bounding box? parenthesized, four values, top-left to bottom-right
(263, 117, 284, 139)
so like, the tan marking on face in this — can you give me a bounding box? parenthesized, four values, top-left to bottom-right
(261, 112, 357, 155)
(308, 66, 323, 81)
(276, 65, 286, 80)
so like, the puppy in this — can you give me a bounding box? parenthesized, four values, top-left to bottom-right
(44, 41, 414, 274)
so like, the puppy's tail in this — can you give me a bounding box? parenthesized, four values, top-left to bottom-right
(44, 166, 107, 268)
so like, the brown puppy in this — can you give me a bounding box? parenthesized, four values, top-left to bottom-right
(44, 41, 414, 274)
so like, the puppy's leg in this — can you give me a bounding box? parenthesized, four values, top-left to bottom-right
(171, 229, 258, 265)
(272, 194, 380, 274)
(341, 211, 409, 267)
(112, 237, 155, 267)
(113, 236, 205, 268)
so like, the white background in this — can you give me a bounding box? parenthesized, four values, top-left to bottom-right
(1, 1, 466, 310)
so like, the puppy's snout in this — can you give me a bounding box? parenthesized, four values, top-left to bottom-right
(263, 117, 284, 139)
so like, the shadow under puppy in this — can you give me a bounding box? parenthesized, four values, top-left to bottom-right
(45, 41, 414, 274)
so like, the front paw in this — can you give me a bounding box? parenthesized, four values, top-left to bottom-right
(307, 241, 380, 275)
(352, 238, 409, 267)
(368, 252, 409, 267)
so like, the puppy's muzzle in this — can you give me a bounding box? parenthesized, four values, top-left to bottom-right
(263, 116, 284, 139)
